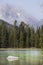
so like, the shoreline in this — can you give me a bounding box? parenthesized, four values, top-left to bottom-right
(0, 48, 41, 51)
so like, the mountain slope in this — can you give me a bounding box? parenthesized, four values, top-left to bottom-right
(0, 3, 43, 29)
(0, 19, 13, 29)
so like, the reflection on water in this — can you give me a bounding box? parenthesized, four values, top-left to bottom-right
(0, 50, 42, 65)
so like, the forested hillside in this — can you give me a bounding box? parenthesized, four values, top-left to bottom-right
(0, 19, 43, 48)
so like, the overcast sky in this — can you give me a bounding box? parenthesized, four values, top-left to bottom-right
(0, 0, 43, 20)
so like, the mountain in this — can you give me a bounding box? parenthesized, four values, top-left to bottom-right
(0, 3, 43, 29)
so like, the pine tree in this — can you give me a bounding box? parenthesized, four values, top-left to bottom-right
(13, 20, 19, 48)
(36, 27, 41, 48)
(26, 26, 31, 48)
(19, 22, 25, 48)
(40, 25, 43, 48)
(1, 21, 7, 48)
(0, 24, 2, 47)
(31, 27, 35, 47)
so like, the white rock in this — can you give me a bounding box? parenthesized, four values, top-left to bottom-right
(7, 56, 19, 61)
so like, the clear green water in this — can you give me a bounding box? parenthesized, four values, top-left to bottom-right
(0, 50, 42, 65)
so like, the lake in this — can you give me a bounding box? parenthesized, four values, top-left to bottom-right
(0, 49, 43, 65)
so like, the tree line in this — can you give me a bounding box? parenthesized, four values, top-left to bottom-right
(0, 20, 43, 48)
